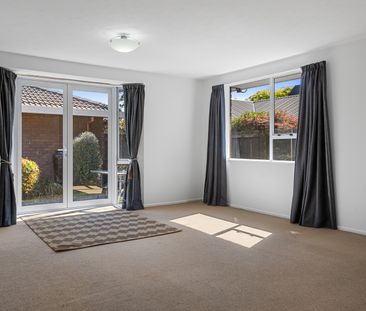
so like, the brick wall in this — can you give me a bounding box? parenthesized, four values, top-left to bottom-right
(22, 113, 106, 181)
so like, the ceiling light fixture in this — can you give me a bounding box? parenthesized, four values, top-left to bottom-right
(110, 34, 141, 53)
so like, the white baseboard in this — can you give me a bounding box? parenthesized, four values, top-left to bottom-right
(337, 226, 366, 236)
(228, 202, 289, 219)
(144, 198, 202, 208)
(229, 202, 366, 236)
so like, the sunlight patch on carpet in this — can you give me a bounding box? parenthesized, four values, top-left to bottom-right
(171, 213, 237, 235)
(217, 230, 263, 248)
(171, 213, 272, 248)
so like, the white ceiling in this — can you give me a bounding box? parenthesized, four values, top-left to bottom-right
(1, 0, 366, 79)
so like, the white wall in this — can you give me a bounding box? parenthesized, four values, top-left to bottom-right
(199, 37, 366, 234)
(2, 36, 366, 234)
(0, 51, 202, 206)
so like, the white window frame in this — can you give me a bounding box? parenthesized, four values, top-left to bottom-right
(225, 69, 301, 163)
(115, 87, 131, 206)
(116, 87, 131, 166)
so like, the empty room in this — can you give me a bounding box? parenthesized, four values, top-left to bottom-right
(0, 1, 366, 310)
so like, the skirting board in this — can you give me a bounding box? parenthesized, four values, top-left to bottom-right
(337, 226, 366, 236)
(228, 202, 289, 220)
(228, 202, 366, 236)
(144, 198, 202, 208)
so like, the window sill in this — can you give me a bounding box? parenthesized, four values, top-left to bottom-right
(227, 158, 295, 164)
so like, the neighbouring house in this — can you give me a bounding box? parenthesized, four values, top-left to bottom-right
(231, 95, 300, 118)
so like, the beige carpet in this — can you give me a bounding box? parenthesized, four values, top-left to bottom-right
(22, 208, 180, 251)
(1, 202, 365, 311)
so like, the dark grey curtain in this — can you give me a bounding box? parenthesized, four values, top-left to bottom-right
(122, 84, 145, 211)
(203, 85, 227, 206)
(291, 61, 337, 229)
(0, 67, 17, 227)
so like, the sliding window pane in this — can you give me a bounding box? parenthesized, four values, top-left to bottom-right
(273, 139, 296, 161)
(116, 164, 128, 204)
(230, 80, 270, 159)
(274, 75, 300, 135)
(118, 88, 129, 159)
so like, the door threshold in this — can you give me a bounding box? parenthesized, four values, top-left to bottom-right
(17, 203, 120, 217)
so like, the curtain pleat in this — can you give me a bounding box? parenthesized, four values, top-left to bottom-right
(203, 84, 227, 206)
(122, 84, 145, 211)
(290, 61, 337, 228)
(0, 67, 17, 227)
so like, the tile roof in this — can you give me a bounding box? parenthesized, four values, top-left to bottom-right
(231, 95, 299, 118)
(21, 86, 108, 111)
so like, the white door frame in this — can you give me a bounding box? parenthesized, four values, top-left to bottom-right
(67, 84, 113, 208)
(14, 78, 117, 212)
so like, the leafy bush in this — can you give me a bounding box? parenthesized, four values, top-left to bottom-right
(231, 110, 297, 136)
(22, 158, 40, 195)
(231, 111, 270, 136)
(73, 131, 102, 186)
(35, 179, 63, 196)
(274, 110, 298, 133)
(24, 179, 63, 200)
(119, 118, 126, 135)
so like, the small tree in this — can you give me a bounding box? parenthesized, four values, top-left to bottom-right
(248, 87, 293, 102)
(73, 131, 102, 186)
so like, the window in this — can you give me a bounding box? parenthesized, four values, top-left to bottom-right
(116, 87, 129, 203)
(230, 73, 301, 161)
(117, 88, 128, 160)
(230, 79, 270, 159)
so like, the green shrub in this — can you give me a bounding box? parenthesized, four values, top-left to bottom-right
(22, 158, 40, 195)
(73, 131, 102, 186)
(33, 179, 63, 198)
(23, 179, 63, 200)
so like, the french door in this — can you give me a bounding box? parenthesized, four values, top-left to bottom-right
(15, 79, 115, 211)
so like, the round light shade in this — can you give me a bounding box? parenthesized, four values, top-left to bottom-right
(110, 35, 140, 53)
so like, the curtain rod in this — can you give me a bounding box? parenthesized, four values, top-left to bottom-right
(16, 73, 122, 87)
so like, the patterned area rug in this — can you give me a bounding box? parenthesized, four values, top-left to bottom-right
(22, 208, 181, 252)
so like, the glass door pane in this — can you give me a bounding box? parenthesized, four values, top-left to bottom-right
(71, 89, 109, 202)
(21, 85, 65, 206)
(116, 87, 129, 204)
